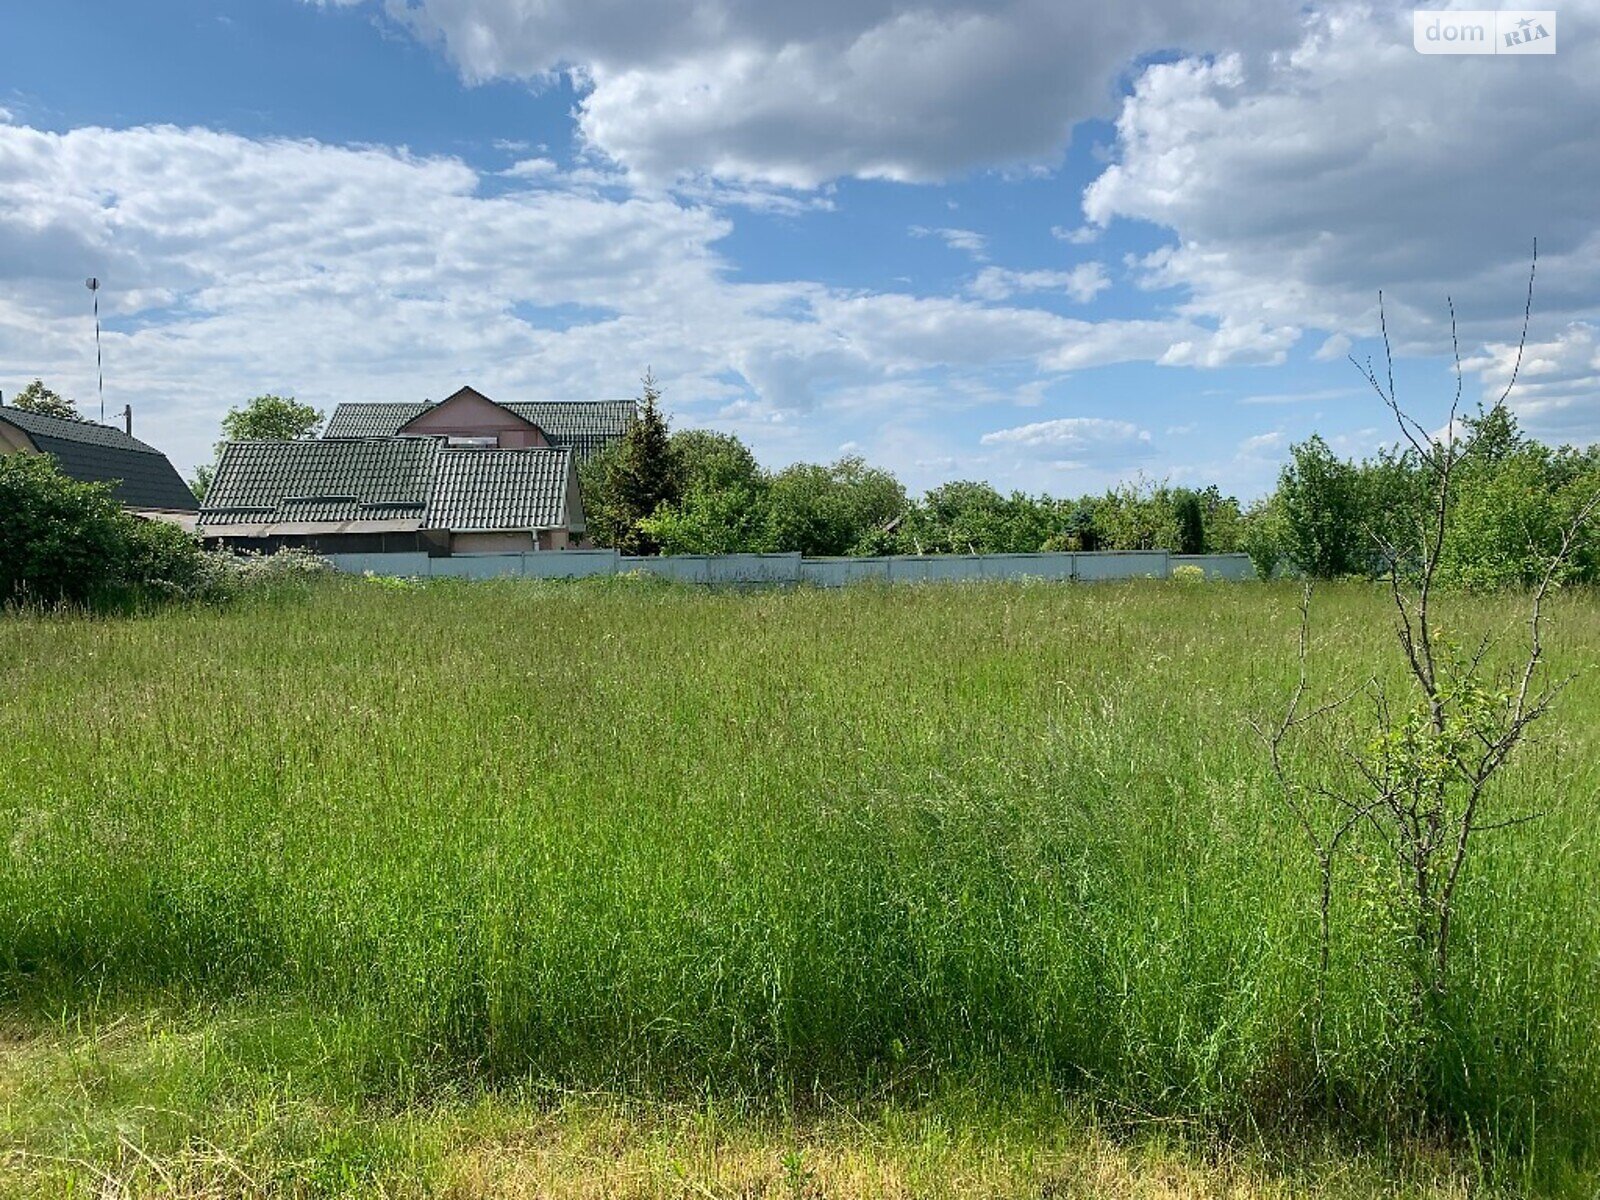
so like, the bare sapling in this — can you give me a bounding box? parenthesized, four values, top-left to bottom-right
(1258, 241, 1600, 1049)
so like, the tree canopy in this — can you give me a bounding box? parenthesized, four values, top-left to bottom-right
(1248, 405, 1600, 586)
(221, 394, 325, 442)
(9, 379, 78, 421)
(589, 371, 679, 556)
(588, 392, 1251, 560)
(189, 394, 325, 500)
(583, 390, 1598, 586)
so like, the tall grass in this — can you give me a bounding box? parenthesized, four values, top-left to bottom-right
(1, 579, 1596, 1166)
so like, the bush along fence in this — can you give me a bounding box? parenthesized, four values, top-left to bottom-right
(322, 549, 1255, 585)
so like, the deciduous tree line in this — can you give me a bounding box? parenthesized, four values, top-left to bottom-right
(583, 378, 1246, 559)
(1248, 406, 1600, 587)
(584, 379, 1597, 585)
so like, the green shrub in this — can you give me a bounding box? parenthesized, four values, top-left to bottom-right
(0, 453, 133, 605)
(125, 518, 212, 599)
(1, 453, 332, 610)
(1241, 498, 1287, 581)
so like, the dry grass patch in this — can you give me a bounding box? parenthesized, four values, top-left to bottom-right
(0, 1015, 1481, 1200)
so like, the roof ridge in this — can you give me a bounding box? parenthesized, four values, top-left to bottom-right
(0, 404, 164, 451)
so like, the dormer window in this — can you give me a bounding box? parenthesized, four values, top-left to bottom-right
(446, 435, 498, 448)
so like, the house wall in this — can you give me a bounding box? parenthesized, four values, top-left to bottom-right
(399, 390, 548, 448)
(204, 529, 450, 556)
(564, 465, 586, 536)
(0, 423, 35, 455)
(454, 531, 536, 554)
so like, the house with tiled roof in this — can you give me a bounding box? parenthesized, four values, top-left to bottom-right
(199, 386, 629, 555)
(0, 404, 197, 514)
(323, 386, 635, 462)
(199, 437, 582, 555)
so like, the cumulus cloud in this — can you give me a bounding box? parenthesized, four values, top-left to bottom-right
(1157, 317, 1299, 368)
(501, 156, 558, 179)
(0, 121, 1249, 478)
(295, 1, 1600, 454)
(969, 263, 1109, 303)
(1084, 4, 1600, 359)
(352, 0, 1300, 186)
(1461, 323, 1600, 444)
(980, 416, 1153, 469)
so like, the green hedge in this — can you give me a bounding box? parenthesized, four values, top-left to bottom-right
(0, 453, 329, 611)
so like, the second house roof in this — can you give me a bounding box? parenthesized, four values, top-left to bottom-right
(323, 391, 635, 461)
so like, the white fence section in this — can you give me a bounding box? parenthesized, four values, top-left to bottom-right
(323, 549, 1255, 585)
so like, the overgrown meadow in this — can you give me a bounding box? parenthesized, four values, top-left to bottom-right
(2, 579, 1597, 1183)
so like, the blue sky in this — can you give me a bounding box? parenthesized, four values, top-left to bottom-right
(2, 0, 1596, 494)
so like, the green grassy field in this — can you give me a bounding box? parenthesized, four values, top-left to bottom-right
(1, 579, 1597, 1196)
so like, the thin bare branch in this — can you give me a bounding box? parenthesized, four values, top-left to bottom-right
(1493, 238, 1538, 411)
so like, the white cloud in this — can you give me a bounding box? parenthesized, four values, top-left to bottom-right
(1051, 224, 1100, 246)
(501, 156, 559, 179)
(1238, 430, 1286, 457)
(980, 416, 1153, 470)
(346, 0, 1299, 187)
(1461, 322, 1600, 444)
(1157, 317, 1299, 368)
(1313, 333, 1351, 363)
(910, 225, 988, 260)
(969, 263, 1110, 303)
(1084, 5, 1600, 356)
(1235, 386, 1360, 407)
(0, 121, 1249, 479)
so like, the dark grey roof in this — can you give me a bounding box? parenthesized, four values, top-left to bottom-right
(0, 405, 168, 451)
(430, 448, 571, 530)
(0, 405, 198, 512)
(323, 398, 635, 461)
(199, 437, 572, 533)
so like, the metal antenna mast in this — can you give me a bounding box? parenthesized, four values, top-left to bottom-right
(86, 277, 103, 422)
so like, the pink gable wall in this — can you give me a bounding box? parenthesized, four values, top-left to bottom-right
(398, 387, 548, 448)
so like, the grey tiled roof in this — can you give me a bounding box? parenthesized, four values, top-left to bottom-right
(430, 448, 571, 530)
(322, 402, 431, 438)
(504, 400, 636, 442)
(0, 405, 198, 511)
(323, 398, 636, 461)
(201, 439, 438, 526)
(199, 437, 572, 532)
